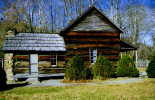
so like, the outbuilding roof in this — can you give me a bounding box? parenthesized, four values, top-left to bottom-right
(3, 33, 66, 52)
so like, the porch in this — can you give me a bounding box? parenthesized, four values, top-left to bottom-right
(11, 52, 66, 81)
(2, 33, 66, 82)
(14, 73, 65, 80)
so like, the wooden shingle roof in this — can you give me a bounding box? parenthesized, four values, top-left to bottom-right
(60, 6, 123, 36)
(3, 33, 66, 52)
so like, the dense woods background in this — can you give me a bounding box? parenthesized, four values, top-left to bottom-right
(0, 0, 155, 61)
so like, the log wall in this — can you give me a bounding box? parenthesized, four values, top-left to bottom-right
(64, 31, 120, 63)
(13, 54, 66, 74)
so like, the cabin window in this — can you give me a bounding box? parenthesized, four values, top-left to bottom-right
(50, 53, 57, 67)
(89, 49, 97, 63)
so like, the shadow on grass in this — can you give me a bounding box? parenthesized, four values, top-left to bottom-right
(0, 82, 29, 91)
(0, 64, 30, 91)
(39, 76, 64, 82)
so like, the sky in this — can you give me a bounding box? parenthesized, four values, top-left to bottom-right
(143, 0, 155, 8)
(0, 0, 154, 46)
(0, 0, 155, 11)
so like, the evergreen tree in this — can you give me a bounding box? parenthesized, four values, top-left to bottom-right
(65, 55, 87, 80)
(117, 55, 139, 77)
(92, 56, 114, 79)
(146, 51, 155, 78)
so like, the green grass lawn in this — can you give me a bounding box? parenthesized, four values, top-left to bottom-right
(0, 78, 155, 100)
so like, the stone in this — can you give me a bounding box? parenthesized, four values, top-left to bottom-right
(4, 53, 14, 83)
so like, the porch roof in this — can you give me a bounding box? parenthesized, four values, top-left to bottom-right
(3, 33, 66, 52)
(120, 41, 137, 52)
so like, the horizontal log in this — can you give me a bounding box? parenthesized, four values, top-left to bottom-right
(97, 50, 120, 55)
(65, 56, 90, 61)
(66, 42, 121, 46)
(67, 50, 89, 55)
(39, 68, 64, 74)
(67, 48, 120, 51)
(65, 55, 119, 61)
(13, 55, 29, 60)
(14, 68, 29, 74)
(67, 50, 119, 56)
(65, 38, 120, 43)
(65, 36, 119, 40)
(66, 42, 120, 45)
(67, 47, 120, 51)
(39, 56, 51, 60)
(67, 44, 120, 49)
(15, 66, 29, 68)
(67, 32, 120, 37)
(13, 55, 66, 61)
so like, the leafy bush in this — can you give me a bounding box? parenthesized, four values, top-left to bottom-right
(65, 55, 89, 80)
(92, 56, 113, 79)
(146, 51, 155, 78)
(116, 55, 139, 77)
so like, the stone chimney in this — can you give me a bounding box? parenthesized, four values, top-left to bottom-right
(4, 30, 15, 83)
(5, 30, 15, 37)
(4, 53, 14, 83)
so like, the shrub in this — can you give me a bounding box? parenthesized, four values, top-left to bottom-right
(116, 55, 139, 77)
(92, 56, 113, 79)
(65, 55, 88, 80)
(0, 51, 4, 58)
(84, 67, 93, 80)
(146, 51, 155, 78)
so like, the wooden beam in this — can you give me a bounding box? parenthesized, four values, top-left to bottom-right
(27, 54, 39, 82)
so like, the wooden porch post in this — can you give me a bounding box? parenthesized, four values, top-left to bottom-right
(135, 51, 138, 67)
(27, 54, 39, 82)
(120, 53, 122, 58)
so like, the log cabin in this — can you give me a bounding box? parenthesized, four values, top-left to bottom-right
(2, 6, 137, 82)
